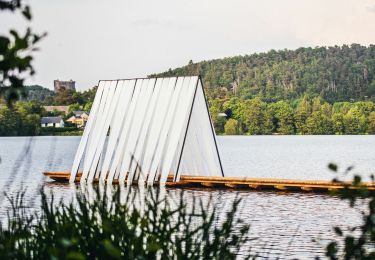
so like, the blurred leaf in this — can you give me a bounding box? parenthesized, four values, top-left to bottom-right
(102, 240, 121, 259)
(333, 227, 342, 236)
(66, 252, 85, 260)
(21, 5, 31, 20)
(328, 163, 338, 172)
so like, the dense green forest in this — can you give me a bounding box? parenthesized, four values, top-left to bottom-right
(151, 44, 375, 135)
(22, 85, 54, 102)
(153, 44, 375, 103)
(2, 44, 375, 136)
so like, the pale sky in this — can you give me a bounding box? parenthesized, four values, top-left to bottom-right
(1, 0, 375, 91)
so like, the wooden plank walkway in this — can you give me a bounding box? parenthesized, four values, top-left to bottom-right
(43, 172, 375, 193)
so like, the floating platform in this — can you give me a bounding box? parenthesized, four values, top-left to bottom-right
(43, 172, 375, 193)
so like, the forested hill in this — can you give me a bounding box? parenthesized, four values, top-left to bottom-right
(23, 85, 54, 102)
(151, 44, 375, 103)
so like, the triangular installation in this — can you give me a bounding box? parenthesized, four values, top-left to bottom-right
(70, 76, 224, 185)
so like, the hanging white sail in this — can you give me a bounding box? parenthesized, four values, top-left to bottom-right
(70, 76, 224, 185)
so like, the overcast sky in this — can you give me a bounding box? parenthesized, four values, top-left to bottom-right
(1, 0, 375, 91)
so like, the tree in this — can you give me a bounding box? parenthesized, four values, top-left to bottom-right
(81, 86, 97, 103)
(84, 102, 93, 112)
(68, 103, 81, 113)
(153, 45, 375, 103)
(0, 101, 42, 136)
(0, 107, 21, 136)
(209, 99, 226, 133)
(224, 119, 240, 135)
(21, 113, 40, 135)
(320, 102, 332, 117)
(23, 85, 54, 102)
(71, 91, 85, 105)
(0, 0, 46, 106)
(54, 89, 76, 105)
(241, 97, 272, 135)
(17, 101, 42, 135)
(305, 111, 333, 135)
(222, 97, 242, 120)
(344, 107, 367, 134)
(332, 113, 345, 134)
(311, 97, 323, 112)
(368, 111, 375, 134)
(268, 101, 295, 134)
(295, 95, 311, 134)
(16, 100, 44, 115)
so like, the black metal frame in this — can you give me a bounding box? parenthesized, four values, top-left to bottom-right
(96, 75, 225, 181)
(98, 75, 181, 83)
(174, 76, 225, 180)
(174, 77, 199, 181)
(199, 76, 225, 177)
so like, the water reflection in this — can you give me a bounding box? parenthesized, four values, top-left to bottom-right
(0, 136, 370, 259)
(40, 181, 363, 259)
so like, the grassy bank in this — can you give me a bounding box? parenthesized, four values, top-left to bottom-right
(39, 127, 83, 136)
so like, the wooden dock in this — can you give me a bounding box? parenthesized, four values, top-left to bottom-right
(43, 172, 375, 193)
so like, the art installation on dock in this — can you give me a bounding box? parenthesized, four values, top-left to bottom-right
(69, 76, 224, 185)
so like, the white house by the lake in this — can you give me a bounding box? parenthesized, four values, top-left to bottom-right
(40, 116, 64, 128)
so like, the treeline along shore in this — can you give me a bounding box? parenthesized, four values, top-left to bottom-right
(210, 96, 375, 135)
(1, 44, 375, 136)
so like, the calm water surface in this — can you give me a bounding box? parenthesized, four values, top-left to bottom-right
(0, 135, 374, 259)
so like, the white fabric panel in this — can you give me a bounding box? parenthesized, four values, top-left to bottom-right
(69, 76, 224, 185)
(143, 78, 177, 184)
(83, 81, 112, 171)
(147, 77, 185, 183)
(81, 81, 112, 181)
(125, 78, 157, 183)
(196, 82, 223, 176)
(69, 82, 105, 182)
(108, 79, 143, 183)
(86, 80, 120, 182)
(159, 76, 198, 183)
(118, 79, 151, 183)
(100, 80, 135, 181)
(129, 78, 162, 182)
(133, 78, 165, 182)
(174, 110, 202, 178)
(175, 81, 223, 180)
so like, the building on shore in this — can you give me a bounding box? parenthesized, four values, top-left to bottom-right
(54, 79, 76, 93)
(41, 116, 64, 128)
(43, 105, 70, 115)
(66, 111, 89, 128)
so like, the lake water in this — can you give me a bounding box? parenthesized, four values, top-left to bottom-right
(0, 135, 374, 259)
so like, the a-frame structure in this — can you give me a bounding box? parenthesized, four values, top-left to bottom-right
(69, 76, 224, 185)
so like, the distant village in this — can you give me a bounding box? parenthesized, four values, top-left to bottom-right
(40, 79, 89, 129)
(0, 78, 98, 136)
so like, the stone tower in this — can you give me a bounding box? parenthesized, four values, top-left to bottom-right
(54, 79, 76, 93)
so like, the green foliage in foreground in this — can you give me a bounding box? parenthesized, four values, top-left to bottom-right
(325, 165, 375, 259)
(0, 188, 252, 259)
(0, 0, 46, 106)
